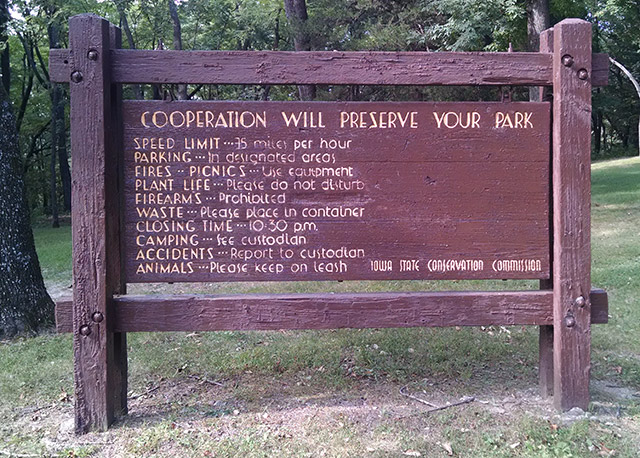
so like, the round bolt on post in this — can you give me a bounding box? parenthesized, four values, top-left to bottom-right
(87, 50, 99, 61)
(79, 325, 92, 336)
(70, 71, 83, 83)
(564, 315, 576, 328)
(577, 69, 589, 80)
(561, 54, 574, 67)
(574, 296, 586, 308)
(92, 312, 104, 323)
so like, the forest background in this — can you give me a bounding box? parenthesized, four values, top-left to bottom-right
(0, 0, 638, 227)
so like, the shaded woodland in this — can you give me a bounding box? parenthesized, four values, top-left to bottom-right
(0, 0, 638, 225)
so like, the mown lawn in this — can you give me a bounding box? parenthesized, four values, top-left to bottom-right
(1, 157, 639, 457)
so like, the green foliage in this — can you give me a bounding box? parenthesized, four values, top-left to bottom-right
(0, 0, 637, 219)
(590, 0, 640, 158)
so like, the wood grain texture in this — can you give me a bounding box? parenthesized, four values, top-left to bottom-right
(69, 14, 125, 434)
(48, 48, 609, 87)
(539, 325, 554, 397)
(552, 19, 592, 411)
(538, 29, 555, 399)
(55, 288, 609, 333)
(107, 23, 128, 422)
(123, 101, 551, 283)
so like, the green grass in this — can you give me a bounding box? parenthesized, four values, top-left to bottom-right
(1, 157, 639, 457)
(590, 157, 640, 387)
(32, 224, 72, 286)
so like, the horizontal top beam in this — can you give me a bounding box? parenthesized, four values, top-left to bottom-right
(49, 49, 609, 87)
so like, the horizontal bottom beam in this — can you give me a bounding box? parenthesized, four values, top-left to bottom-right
(55, 289, 607, 333)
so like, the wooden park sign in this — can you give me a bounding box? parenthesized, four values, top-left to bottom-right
(51, 14, 609, 433)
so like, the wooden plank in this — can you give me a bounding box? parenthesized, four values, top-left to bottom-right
(590, 288, 608, 324)
(100, 291, 557, 332)
(123, 101, 551, 283)
(69, 14, 125, 434)
(538, 28, 555, 399)
(107, 22, 128, 422)
(48, 48, 610, 87)
(552, 19, 592, 411)
(54, 288, 609, 333)
(539, 324, 555, 397)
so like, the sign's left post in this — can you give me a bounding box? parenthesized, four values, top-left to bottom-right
(69, 14, 128, 434)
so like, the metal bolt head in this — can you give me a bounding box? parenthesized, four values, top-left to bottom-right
(70, 71, 83, 83)
(87, 50, 99, 61)
(577, 68, 589, 80)
(565, 315, 576, 328)
(92, 312, 104, 323)
(79, 325, 92, 336)
(561, 54, 574, 67)
(574, 296, 586, 308)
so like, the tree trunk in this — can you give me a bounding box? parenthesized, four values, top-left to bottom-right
(527, 0, 550, 102)
(283, 0, 315, 101)
(116, 1, 143, 99)
(0, 0, 9, 94)
(152, 40, 163, 100)
(622, 124, 630, 149)
(593, 110, 602, 156)
(168, 0, 188, 100)
(48, 21, 71, 212)
(262, 9, 282, 101)
(53, 84, 70, 211)
(16, 70, 33, 133)
(49, 131, 59, 227)
(0, 85, 55, 337)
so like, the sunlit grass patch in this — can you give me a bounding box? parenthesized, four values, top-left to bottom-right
(8, 156, 638, 456)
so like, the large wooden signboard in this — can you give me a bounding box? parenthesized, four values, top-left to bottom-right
(124, 101, 550, 282)
(50, 14, 609, 434)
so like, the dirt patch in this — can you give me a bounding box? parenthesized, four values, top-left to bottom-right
(3, 372, 638, 457)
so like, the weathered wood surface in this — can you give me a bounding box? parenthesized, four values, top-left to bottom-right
(539, 324, 555, 397)
(124, 101, 551, 283)
(108, 23, 129, 424)
(552, 19, 592, 411)
(55, 288, 608, 333)
(538, 29, 555, 400)
(69, 14, 126, 434)
(49, 48, 609, 87)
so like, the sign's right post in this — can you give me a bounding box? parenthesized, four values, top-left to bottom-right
(551, 19, 592, 410)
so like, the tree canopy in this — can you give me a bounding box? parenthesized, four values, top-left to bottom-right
(0, 0, 638, 222)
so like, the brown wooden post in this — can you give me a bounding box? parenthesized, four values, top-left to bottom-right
(69, 14, 127, 433)
(538, 27, 554, 399)
(551, 19, 592, 411)
(108, 21, 129, 423)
